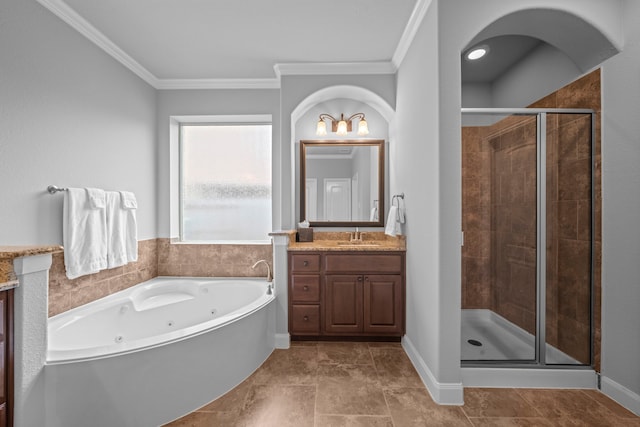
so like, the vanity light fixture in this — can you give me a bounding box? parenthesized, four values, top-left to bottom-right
(316, 113, 369, 136)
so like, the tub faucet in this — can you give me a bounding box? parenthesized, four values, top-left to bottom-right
(251, 260, 273, 294)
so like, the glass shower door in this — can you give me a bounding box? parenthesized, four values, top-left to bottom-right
(461, 112, 538, 362)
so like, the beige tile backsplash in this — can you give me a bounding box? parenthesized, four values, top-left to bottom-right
(48, 238, 272, 317)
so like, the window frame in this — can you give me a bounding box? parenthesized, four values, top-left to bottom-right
(176, 115, 272, 244)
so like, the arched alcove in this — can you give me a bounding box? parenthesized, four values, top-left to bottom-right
(290, 85, 395, 227)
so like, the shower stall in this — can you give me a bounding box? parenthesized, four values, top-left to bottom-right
(460, 108, 595, 371)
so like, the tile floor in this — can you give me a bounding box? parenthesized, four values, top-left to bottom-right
(166, 342, 640, 427)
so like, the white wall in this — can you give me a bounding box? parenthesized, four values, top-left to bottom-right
(395, 0, 624, 404)
(0, 0, 157, 245)
(280, 75, 396, 229)
(155, 89, 280, 237)
(492, 43, 582, 108)
(600, 0, 640, 410)
(395, 0, 462, 402)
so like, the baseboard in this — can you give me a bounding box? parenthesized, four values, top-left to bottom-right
(274, 333, 290, 349)
(402, 336, 464, 405)
(462, 367, 597, 389)
(601, 375, 640, 416)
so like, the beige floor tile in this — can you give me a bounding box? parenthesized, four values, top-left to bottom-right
(316, 364, 388, 416)
(163, 410, 240, 427)
(249, 347, 318, 385)
(317, 342, 374, 365)
(516, 388, 622, 422)
(468, 418, 556, 426)
(581, 389, 640, 418)
(196, 378, 253, 413)
(314, 414, 394, 426)
(236, 384, 316, 427)
(370, 347, 424, 388)
(384, 387, 472, 426)
(462, 388, 541, 418)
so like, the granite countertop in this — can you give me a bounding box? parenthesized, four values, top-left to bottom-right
(287, 231, 406, 252)
(0, 245, 63, 287)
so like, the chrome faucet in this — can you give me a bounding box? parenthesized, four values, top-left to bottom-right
(251, 259, 273, 294)
(350, 227, 363, 242)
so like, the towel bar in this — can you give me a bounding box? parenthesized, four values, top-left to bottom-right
(47, 185, 68, 194)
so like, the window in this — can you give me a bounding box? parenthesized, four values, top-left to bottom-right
(180, 122, 272, 242)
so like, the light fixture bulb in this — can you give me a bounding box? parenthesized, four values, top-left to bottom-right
(466, 46, 488, 61)
(316, 119, 327, 136)
(336, 120, 348, 135)
(357, 118, 369, 135)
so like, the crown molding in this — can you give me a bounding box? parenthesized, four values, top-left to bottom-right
(37, 0, 430, 89)
(392, 0, 432, 70)
(156, 78, 281, 90)
(36, 0, 160, 88)
(274, 62, 396, 78)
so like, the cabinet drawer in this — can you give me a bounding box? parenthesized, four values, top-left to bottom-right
(290, 254, 320, 272)
(291, 275, 320, 302)
(324, 254, 403, 273)
(291, 305, 320, 334)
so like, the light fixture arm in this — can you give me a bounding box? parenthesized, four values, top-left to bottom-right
(316, 112, 368, 135)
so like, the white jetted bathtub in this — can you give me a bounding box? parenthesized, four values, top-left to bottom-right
(45, 277, 276, 427)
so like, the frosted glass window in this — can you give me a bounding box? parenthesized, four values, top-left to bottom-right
(180, 124, 272, 242)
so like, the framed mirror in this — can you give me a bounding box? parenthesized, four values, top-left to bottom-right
(300, 139, 385, 227)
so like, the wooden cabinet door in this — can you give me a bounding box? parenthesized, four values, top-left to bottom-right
(324, 275, 363, 334)
(364, 275, 403, 334)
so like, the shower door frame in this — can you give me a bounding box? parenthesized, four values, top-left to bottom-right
(461, 107, 596, 369)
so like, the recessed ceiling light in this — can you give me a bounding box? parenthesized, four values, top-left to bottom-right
(466, 45, 489, 61)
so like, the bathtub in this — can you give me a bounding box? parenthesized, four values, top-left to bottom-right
(44, 277, 276, 427)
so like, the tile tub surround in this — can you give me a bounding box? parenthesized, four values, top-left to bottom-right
(48, 238, 274, 316)
(48, 239, 158, 316)
(166, 342, 640, 427)
(461, 70, 602, 368)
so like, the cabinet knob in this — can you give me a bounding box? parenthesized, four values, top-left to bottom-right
(303, 315, 309, 321)
(303, 261, 309, 266)
(358, 276, 363, 282)
(303, 285, 309, 291)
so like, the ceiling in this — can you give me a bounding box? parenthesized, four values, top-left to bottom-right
(461, 35, 543, 84)
(37, 0, 582, 89)
(40, 0, 419, 86)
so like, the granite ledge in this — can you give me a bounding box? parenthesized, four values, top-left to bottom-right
(287, 231, 406, 252)
(0, 245, 63, 285)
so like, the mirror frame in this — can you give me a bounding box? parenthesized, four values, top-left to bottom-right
(300, 139, 385, 227)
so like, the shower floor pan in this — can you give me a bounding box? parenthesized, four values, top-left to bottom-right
(461, 309, 577, 364)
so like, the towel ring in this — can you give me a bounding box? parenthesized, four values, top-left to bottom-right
(392, 193, 405, 207)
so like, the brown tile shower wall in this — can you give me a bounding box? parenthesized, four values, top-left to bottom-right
(49, 238, 158, 317)
(461, 70, 601, 369)
(48, 238, 273, 317)
(461, 126, 493, 309)
(531, 70, 601, 366)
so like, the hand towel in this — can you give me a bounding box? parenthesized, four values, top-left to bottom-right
(385, 206, 402, 237)
(120, 191, 138, 262)
(369, 207, 378, 221)
(105, 191, 127, 269)
(86, 187, 106, 209)
(63, 188, 108, 279)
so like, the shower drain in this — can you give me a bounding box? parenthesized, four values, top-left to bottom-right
(467, 339, 483, 347)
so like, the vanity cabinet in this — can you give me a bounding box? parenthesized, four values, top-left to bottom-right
(0, 290, 14, 427)
(288, 251, 405, 339)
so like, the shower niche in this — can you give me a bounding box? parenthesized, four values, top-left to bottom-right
(460, 108, 595, 367)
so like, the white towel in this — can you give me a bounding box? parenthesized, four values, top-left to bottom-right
(63, 188, 108, 279)
(86, 187, 106, 209)
(119, 191, 138, 262)
(385, 206, 402, 237)
(369, 207, 378, 221)
(105, 191, 127, 269)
